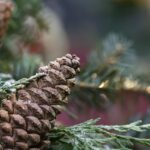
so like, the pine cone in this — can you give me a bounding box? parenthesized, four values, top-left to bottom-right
(0, 0, 13, 41)
(0, 54, 80, 149)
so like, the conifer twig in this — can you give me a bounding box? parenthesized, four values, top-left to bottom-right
(0, 72, 45, 99)
(48, 119, 150, 150)
(75, 79, 150, 95)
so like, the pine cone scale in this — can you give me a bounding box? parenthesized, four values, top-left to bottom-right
(0, 54, 80, 149)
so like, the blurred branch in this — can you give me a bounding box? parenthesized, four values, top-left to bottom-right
(11, 52, 42, 80)
(86, 47, 124, 77)
(71, 34, 150, 108)
(76, 81, 107, 90)
(76, 78, 150, 94)
(0, 0, 47, 73)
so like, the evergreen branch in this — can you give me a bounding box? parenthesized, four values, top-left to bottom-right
(7, 72, 45, 89)
(84, 47, 124, 78)
(48, 119, 150, 150)
(0, 72, 45, 100)
(12, 52, 42, 80)
(72, 34, 150, 107)
(75, 81, 110, 91)
(75, 78, 150, 95)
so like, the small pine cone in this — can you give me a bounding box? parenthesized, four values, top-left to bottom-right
(0, 54, 80, 149)
(0, 0, 13, 41)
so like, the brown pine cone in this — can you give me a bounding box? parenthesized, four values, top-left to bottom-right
(0, 0, 13, 41)
(0, 54, 80, 149)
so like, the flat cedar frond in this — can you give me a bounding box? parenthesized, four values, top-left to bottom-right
(48, 119, 150, 150)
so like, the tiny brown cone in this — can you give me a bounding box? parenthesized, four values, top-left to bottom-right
(0, 0, 13, 41)
(0, 54, 80, 149)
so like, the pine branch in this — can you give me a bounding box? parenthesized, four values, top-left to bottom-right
(0, 72, 45, 100)
(82, 46, 124, 79)
(12, 52, 42, 80)
(75, 78, 150, 94)
(75, 81, 109, 91)
(72, 34, 150, 107)
(48, 119, 150, 150)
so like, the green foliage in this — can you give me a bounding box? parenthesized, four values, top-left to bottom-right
(0, 72, 45, 102)
(72, 34, 149, 108)
(0, 1, 150, 150)
(0, 0, 47, 73)
(11, 52, 42, 80)
(48, 119, 150, 150)
(0, 52, 43, 99)
(79, 33, 136, 83)
(7, 0, 47, 42)
(0, 73, 15, 100)
(128, 109, 150, 145)
(0, 73, 13, 81)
